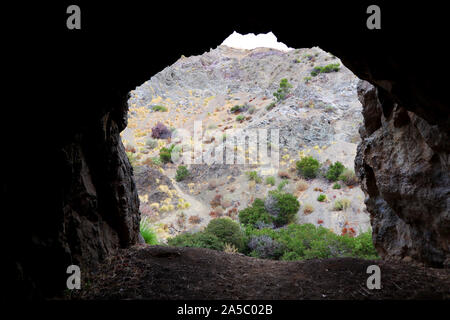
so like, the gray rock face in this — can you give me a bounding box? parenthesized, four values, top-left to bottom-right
(14, 102, 141, 299)
(355, 80, 450, 267)
(62, 108, 141, 267)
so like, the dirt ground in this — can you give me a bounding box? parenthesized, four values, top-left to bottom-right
(73, 245, 449, 300)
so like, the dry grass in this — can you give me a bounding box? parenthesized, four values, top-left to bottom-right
(296, 179, 309, 192)
(303, 203, 314, 215)
(223, 243, 239, 254)
(188, 215, 201, 224)
(209, 207, 224, 218)
(210, 194, 222, 208)
(278, 171, 291, 179)
(125, 145, 136, 153)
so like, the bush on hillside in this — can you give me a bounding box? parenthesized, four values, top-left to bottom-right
(273, 78, 293, 101)
(159, 144, 175, 163)
(239, 198, 272, 227)
(333, 198, 351, 211)
(152, 105, 168, 112)
(310, 63, 340, 76)
(230, 105, 247, 113)
(266, 102, 276, 111)
(204, 218, 245, 251)
(175, 165, 190, 181)
(296, 156, 320, 179)
(140, 217, 158, 245)
(145, 138, 158, 149)
(246, 171, 262, 183)
(167, 231, 224, 251)
(151, 122, 172, 139)
(244, 223, 378, 261)
(326, 161, 345, 182)
(264, 191, 300, 227)
(339, 169, 358, 186)
(265, 176, 276, 186)
(247, 235, 284, 259)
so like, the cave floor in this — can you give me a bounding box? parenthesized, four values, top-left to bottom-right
(73, 245, 449, 300)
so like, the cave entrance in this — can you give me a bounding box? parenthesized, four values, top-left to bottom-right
(120, 31, 377, 260)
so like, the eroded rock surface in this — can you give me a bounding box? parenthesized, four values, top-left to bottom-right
(355, 80, 449, 267)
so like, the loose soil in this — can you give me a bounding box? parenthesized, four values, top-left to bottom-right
(74, 245, 450, 300)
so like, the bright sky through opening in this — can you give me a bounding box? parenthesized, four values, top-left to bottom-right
(221, 31, 293, 51)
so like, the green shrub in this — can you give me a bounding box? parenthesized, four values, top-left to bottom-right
(266, 102, 276, 111)
(326, 161, 345, 182)
(266, 191, 300, 227)
(140, 217, 158, 245)
(325, 105, 335, 113)
(296, 156, 320, 179)
(244, 223, 378, 261)
(145, 138, 158, 149)
(310, 63, 340, 76)
(169, 222, 379, 260)
(303, 76, 312, 83)
(333, 198, 351, 211)
(246, 171, 262, 183)
(239, 198, 272, 227)
(273, 78, 293, 101)
(332, 182, 341, 189)
(204, 218, 245, 251)
(339, 169, 358, 186)
(167, 231, 224, 251)
(152, 105, 168, 112)
(236, 114, 245, 122)
(230, 105, 245, 113)
(175, 165, 190, 182)
(277, 179, 289, 191)
(126, 151, 137, 168)
(150, 157, 162, 166)
(159, 144, 175, 163)
(247, 235, 284, 259)
(265, 176, 276, 186)
(317, 194, 326, 202)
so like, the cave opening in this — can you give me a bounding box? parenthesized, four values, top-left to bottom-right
(120, 31, 377, 262)
(9, 3, 449, 300)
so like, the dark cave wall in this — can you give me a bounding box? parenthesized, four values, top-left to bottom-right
(8, 2, 449, 298)
(355, 81, 449, 267)
(10, 98, 141, 299)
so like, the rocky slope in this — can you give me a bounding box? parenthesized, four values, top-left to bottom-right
(123, 45, 370, 241)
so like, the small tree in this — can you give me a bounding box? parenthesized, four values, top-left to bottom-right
(175, 165, 190, 181)
(273, 78, 293, 101)
(159, 144, 175, 163)
(265, 191, 300, 227)
(326, 161, 345, 182)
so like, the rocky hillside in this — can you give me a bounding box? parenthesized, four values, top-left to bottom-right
(122, 45, 370, 242)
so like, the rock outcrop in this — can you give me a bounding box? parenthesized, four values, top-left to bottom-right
(355, 80, 449, 267)
(10, 101, 141, 299)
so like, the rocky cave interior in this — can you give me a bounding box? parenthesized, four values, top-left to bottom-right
(6, 3, 448, 299)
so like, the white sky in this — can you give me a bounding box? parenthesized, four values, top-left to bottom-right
(221, 31, 293, 51)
